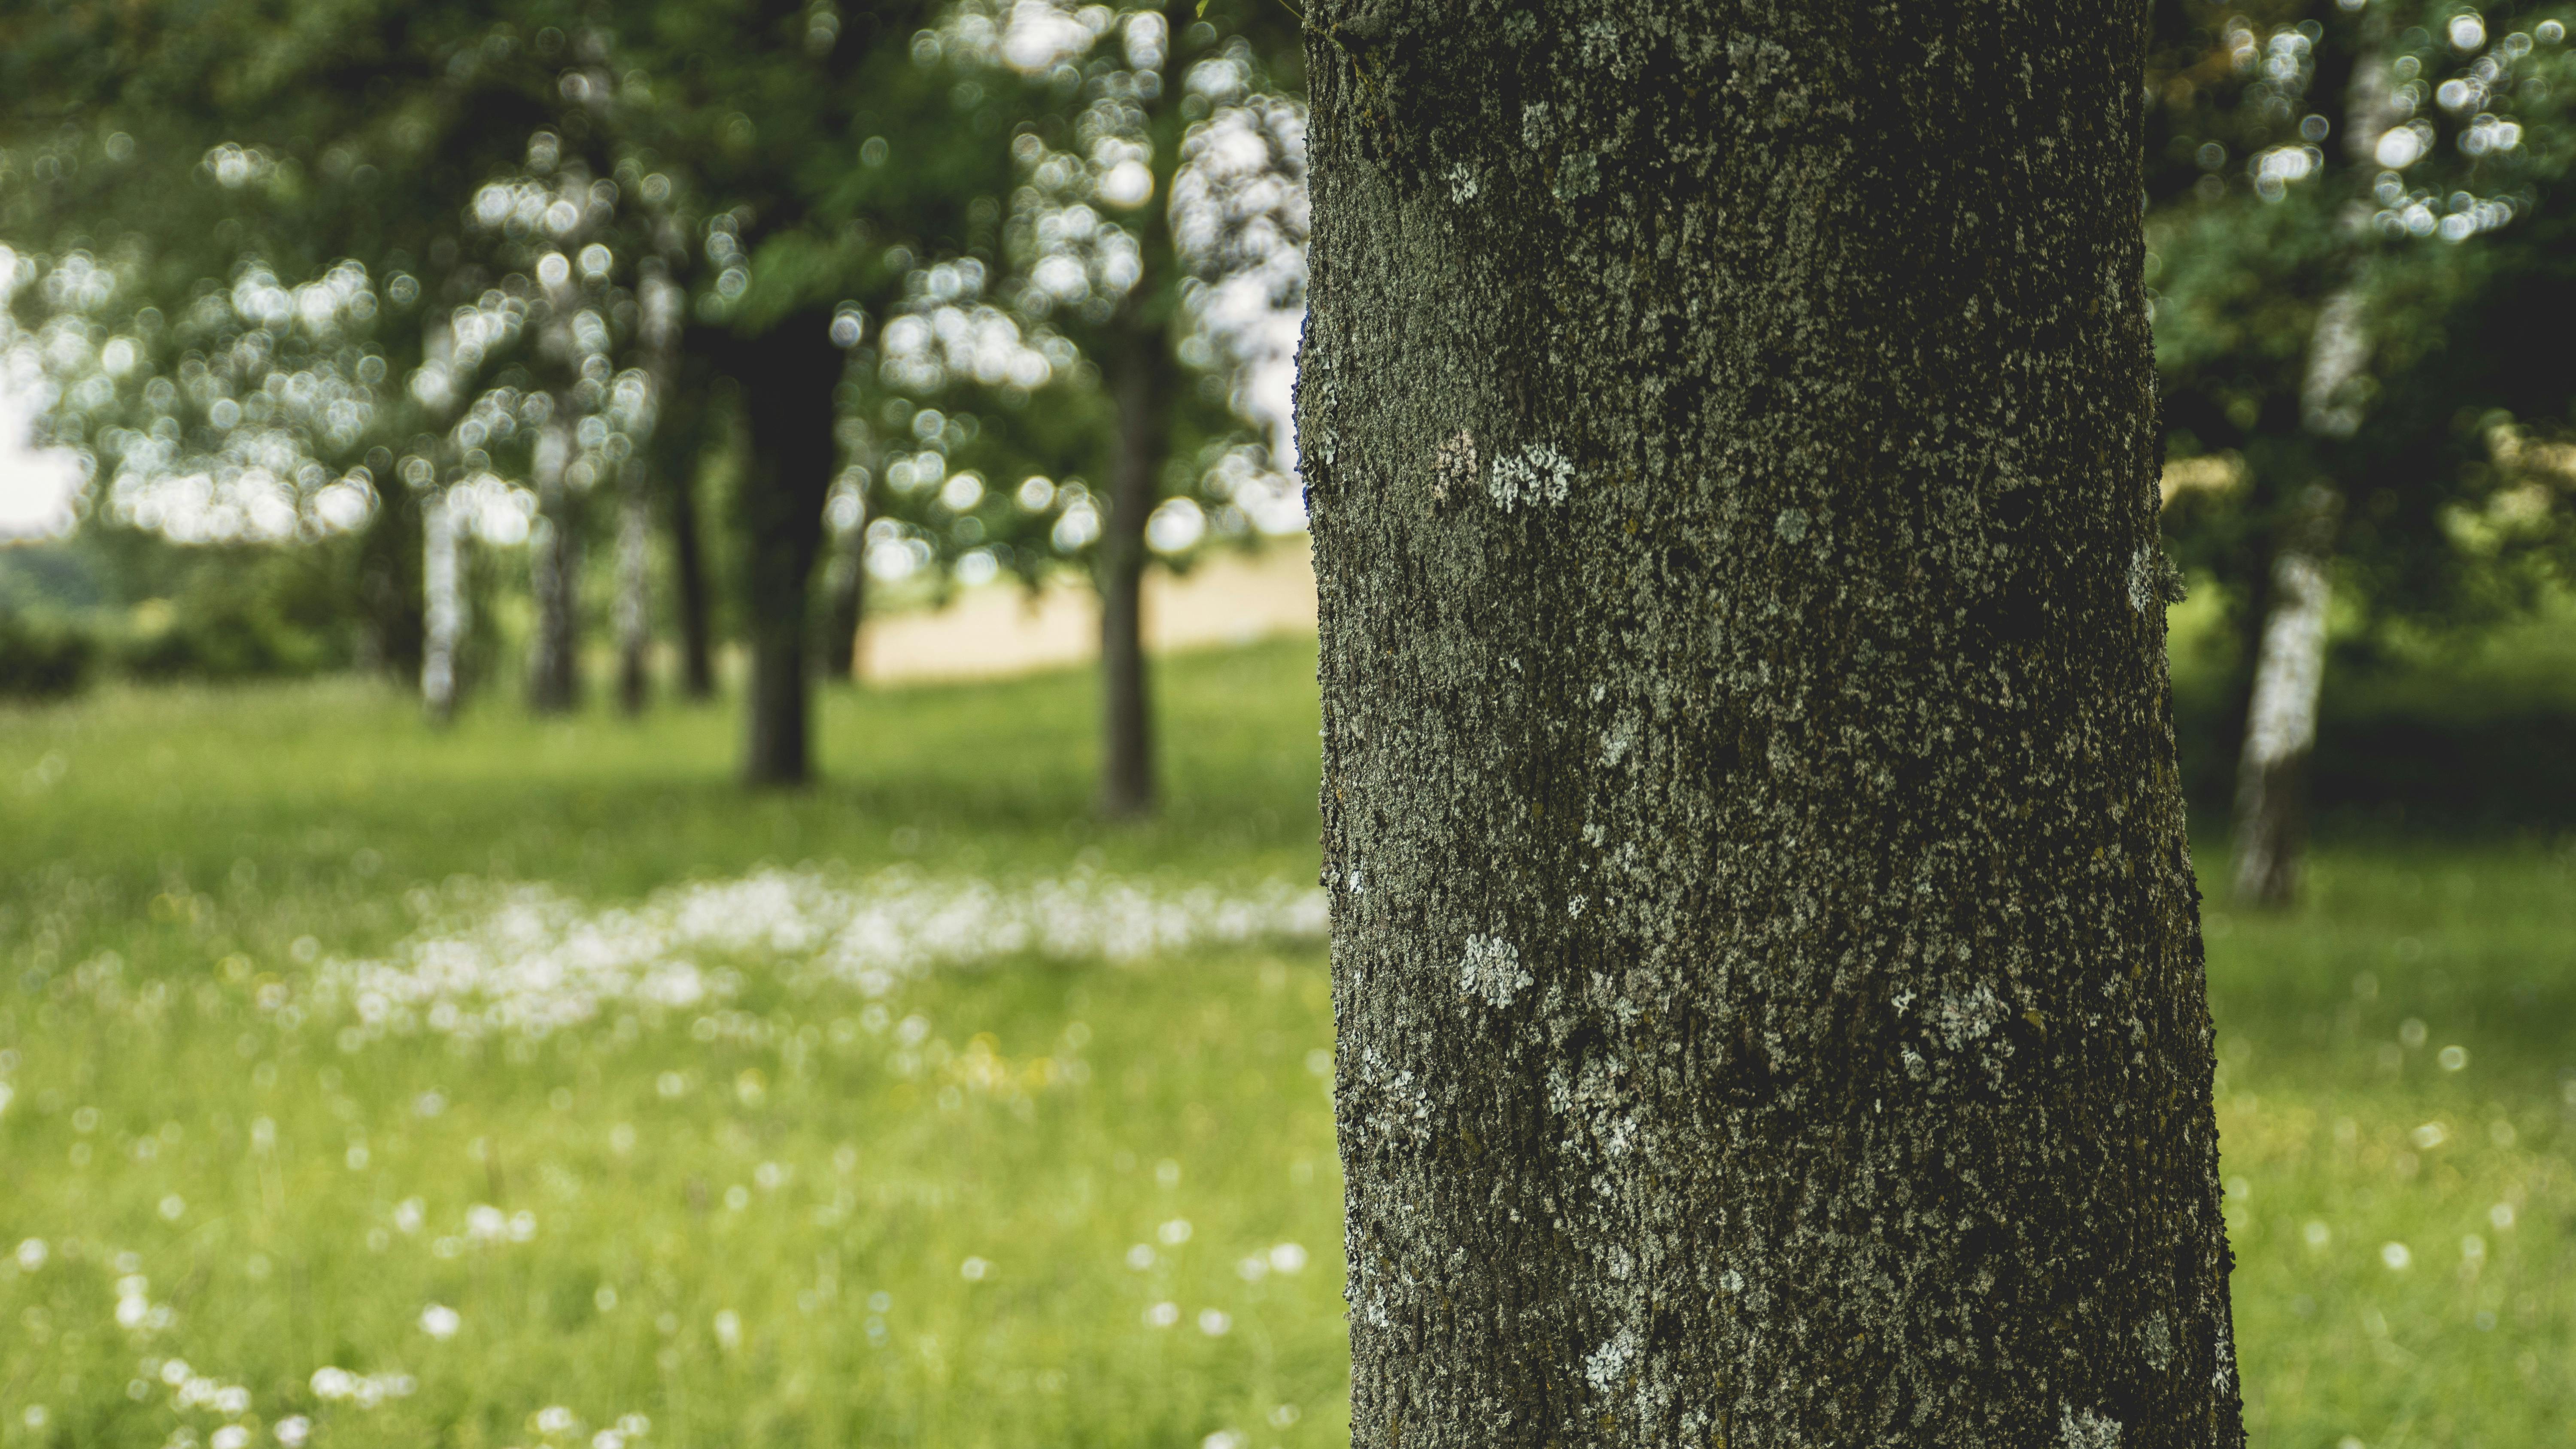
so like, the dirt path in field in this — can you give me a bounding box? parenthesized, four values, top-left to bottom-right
(855, 540, 1317, 685)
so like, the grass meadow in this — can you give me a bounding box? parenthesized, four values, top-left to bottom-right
(1, 634, 2572, 1449)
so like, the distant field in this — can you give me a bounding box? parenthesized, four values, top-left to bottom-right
(3, 638, 2572, 1448)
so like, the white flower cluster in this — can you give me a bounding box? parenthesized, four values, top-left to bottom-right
(116, 1273, 175, 1333)
(308, 1365, 417, 1407)
(319, 868, 1327, 1043)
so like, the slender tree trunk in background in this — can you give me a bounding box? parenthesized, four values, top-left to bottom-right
(2231, 486, 2340, 907)
(658, 366, 719, 702)
(2221, 62, 2398, 901)
(723, 313, 843, 786)
(1086, 0, 1194, 819)
(526, 415, 581, 714)
(1096, 325, 1172, 818)
(819, 492, 869, 682)
(1301, 2, 2240, 1445)
(354, 479, 425, 679)
(2232, 285, 2368, 906)
(619, 259, 688, 716)
(614, 456, 653, 714)
(422, 486, 468, 727)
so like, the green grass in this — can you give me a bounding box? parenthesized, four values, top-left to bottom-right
(3, 639, 2574, 1448)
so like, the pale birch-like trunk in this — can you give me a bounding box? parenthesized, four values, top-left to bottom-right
(818, 486, 868, 682)
(412, 317, 470, 718)
(421, 487, 467, 727)
(528, 167, 601, 716)
(2226, 58, 2401, 904)
(1301, 1, 2240, 1444)
(2231, 284, 2367, 906)
(2231, 487, 2339, 906)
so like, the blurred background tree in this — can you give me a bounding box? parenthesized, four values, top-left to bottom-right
(0, 0, 1312, 810)
(2146, 0, 2576, 902)
(3, 0, 2567, 848)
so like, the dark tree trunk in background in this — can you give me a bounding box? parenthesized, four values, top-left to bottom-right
(526, 413, 581, 714)
(718, 313, 843, 786)
(1084, 0, 1196, 819)
(659, 358, 719, 703)
(1301, 2, 2242, 1445)
(354, 483, 425, 680)
(614, 456, 653, 715)
(1096, 325, 1173, 819)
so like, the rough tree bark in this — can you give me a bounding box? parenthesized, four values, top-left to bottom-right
(1096, 322, 1174, 818)
(421, 485, 468, 727)
(721, 312, 842, 786)
(1300, 2, 2242, 1446)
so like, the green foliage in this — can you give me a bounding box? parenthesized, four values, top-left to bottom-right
(2148, 0, 2576, 645)
(2167, 579, 2576, 826)
(0, 609, 97, 700)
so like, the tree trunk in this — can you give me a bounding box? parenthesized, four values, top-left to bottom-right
(1300, 4, 2239, 1447)
(617, 260, 687, 716)
(354, 490, 425, 680)
(817, 473, 868, 682)
(660, 375, 719, 702)
(2230, 486, 2339, 907)
(614, 456, 653, 714)
(2231, 282, 2369, 906)
(526, 414, 581, 714)
(1096, 326, 1172, 818)
(722, 313, 842, 786)
(421, 485, 467, 727)
(1086, 0, 1194, 819)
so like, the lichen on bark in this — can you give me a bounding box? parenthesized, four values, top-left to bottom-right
(1299, 2, 2244, 1444)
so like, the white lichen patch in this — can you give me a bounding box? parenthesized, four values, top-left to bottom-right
(2141, 1309, 2172, 1372)
(1600, 714, 1638, 767)
(1933, 982, 2006, 1051)
(2060, 1404, 2122, 1449)
(1489, 444, 1574, 510)
(1520, 101, 1555, 148)
(1459, 934, 1531, 1009)
(1583, 1326, 1636, 1396)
